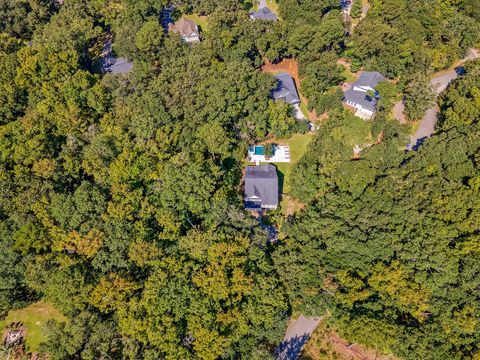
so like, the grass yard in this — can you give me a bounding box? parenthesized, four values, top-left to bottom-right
(3, 301, 66, 353)
(273, 132, 314, 194)
(184, 14, 209, 32)
(299, 101, 311, 120)
(342, 66, 359, 83)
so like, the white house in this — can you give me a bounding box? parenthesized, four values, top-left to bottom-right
(343, 71, 386, 119)
(169, 17, 200, 43)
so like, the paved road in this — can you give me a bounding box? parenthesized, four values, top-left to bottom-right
(275, 316, 322, 360)
(259, 0, 267, 8)
(408, 48, 480, 150)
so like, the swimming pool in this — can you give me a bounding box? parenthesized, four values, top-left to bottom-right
(254, 146, 265, 155)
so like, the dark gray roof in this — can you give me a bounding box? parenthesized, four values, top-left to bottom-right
(249, 7, 278, 21)
(245, 165, 279, 207)
(343, 71, 386, 111)
(273, 72, 300, 105)
(344, 88, 377, 111)
(355, 71, 386, 89)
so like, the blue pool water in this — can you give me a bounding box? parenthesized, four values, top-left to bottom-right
(254, 146, 265, 155)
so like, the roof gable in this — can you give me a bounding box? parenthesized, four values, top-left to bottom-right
(354, 71, 386, 89)
(344, 88, 377, 111)
(170, 17, 199, 37)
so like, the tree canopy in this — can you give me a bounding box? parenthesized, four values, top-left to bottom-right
(274, 60, 480, 360)
(0, 0, 479, 359)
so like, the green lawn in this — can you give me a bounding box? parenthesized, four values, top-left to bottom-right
(184, 14, 209, 32)
(273, 132, 314, 194)
(3, 302, 66, 353)
(299, 101, 312, 121)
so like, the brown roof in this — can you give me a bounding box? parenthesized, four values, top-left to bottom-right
(169, 17, 198, 37)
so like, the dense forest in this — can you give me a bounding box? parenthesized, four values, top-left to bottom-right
(277, 63, 480, 360)
(0, 0, 479, 359)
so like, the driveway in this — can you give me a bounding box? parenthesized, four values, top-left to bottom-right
(407, 48, 480, 150)
(275, 316, 322, 360)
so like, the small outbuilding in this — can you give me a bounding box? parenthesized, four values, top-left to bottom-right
(244, 165, 279, 210)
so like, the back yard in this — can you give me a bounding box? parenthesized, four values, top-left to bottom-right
(3, 302, 65, 353)
(272, 132, 314, 194)
(184, 14, 209, 32)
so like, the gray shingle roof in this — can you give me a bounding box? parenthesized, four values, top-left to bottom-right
(249, 7, 278, 21)
(355, 71, 386, 89)
(344, 88, 377, 111)
(343, 71, 386, 111)
(273, 72, 300, 105)
(245, 165, 279, 208)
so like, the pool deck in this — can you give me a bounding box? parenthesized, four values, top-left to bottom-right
(248, 145, 291, 163)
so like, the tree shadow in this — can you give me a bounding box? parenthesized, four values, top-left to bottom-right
(411, 136, 428, 151)
(275, 166, 285, 195)
(275, 334, 310, 360)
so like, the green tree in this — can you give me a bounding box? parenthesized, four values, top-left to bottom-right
(0, 222, 32, 317)
(439, 60, 480, 130)
(135, 20, 164, 61)
(375, 80, 398, 112)
(403, 73, 434, 121)
(350, 0, 363, 19)
(0, 0, 56, 39)
(274, 77, 480, 359)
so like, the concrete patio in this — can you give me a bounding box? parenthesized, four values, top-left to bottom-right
(248, 145, 291, 163)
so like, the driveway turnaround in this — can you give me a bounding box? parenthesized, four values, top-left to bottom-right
(408, 48, 480, 150)
(276, 316, 322, 360)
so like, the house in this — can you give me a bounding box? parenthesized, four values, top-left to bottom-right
(244, 165, 279, 210)
(343, 71, 386, 119)
(101, 39, 133, 74)
(169, 17, 200, 43)
(249, 7, 278, 21)
(273, 72, 300, 105)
